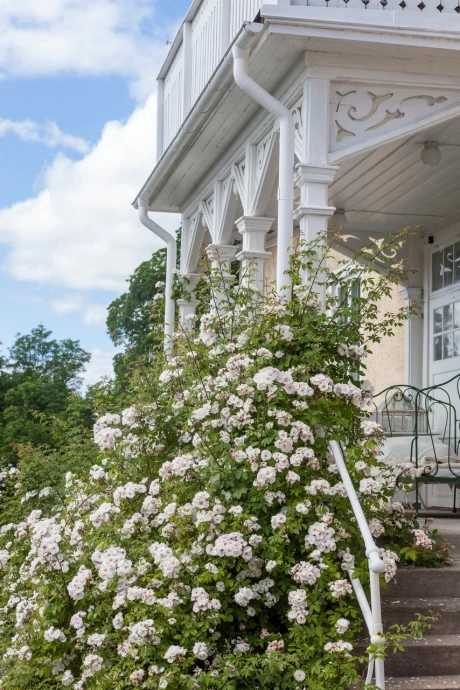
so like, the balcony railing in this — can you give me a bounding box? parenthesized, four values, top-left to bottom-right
(157, 0, 460, 158)
(157, 0, 286, 157)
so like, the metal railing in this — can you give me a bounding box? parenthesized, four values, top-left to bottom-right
(329, 441, 386, 689)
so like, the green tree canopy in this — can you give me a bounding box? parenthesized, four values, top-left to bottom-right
(0, 325, 91, 465)
(106, 248, 167, 380)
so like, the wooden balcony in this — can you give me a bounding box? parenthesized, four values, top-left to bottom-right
(156, 0, 460, 159)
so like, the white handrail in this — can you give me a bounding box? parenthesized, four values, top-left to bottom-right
(328, 440, 386, 690)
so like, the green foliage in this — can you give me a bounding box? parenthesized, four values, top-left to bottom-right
(0, 325, 91, 466)
(107, 232, 180, 384)
(107, 249, 166, 381)
(0, 397, 98, 527)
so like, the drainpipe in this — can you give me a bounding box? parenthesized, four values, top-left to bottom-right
(232, 22, 295, 300)
(138, 197, 177, 357)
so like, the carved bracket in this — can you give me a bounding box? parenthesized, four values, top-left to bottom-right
(331, 83, 459, 153)
(291, 96, 303, 162)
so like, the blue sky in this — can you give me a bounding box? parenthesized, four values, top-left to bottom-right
(0, 0, 190, 384)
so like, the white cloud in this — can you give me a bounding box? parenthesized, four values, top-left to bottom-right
(51, 296, 84, 315)
(0, 0, 175, 100)
(84, 305, 108, 327)
(82, 348, 114, 387)
(0, 94, 180, 292)
(0, 118, 91, 153)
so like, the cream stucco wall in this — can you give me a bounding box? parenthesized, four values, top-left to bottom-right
(264, 243, 406, 395)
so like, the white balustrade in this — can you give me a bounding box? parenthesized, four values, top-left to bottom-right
(191, 0, 226, 105)
(160, 0, 283, 151)
(163, 42, 184, 151)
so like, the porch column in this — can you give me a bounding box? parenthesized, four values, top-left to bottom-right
(235, 216, 274, 291)
(400, 232, 424, 389)
(177, 273, 200, 331)
(206, 244, 238, 312)
(295, 73, 338, 306)
(294, 164, 337, 305)
(400, 287, 424, 390)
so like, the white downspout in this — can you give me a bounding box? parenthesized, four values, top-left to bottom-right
(138, 197, 177, 357)
(232, 22, 295, 300)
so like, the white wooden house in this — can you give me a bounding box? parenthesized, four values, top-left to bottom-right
(132, 7, 460, 684)
(134, 0, 460, 509)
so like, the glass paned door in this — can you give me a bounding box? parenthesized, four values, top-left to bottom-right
(430, 287, 460, 380)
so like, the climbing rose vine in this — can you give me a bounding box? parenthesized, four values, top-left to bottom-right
(0, 235, 437, 689)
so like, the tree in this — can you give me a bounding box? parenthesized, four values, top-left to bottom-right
(8, 324, 89, 388)
(106, 248, 166, 380)
(106, 232, 180, 382)
(0, 325, 91, 465)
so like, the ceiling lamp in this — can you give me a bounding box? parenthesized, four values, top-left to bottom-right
(330, 208, 347, 229)
(421, 141, 441, 167)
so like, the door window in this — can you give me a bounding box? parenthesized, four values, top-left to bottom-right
(432, 242, 460, 292)
(433, 300, 460, 361)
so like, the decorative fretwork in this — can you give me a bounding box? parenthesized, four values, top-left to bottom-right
(255, 132, 274, 188)
(331, 84, 457, 152)
(231, 160, 246, 205)
(318, 0, 460, 12)
(291, 97, 303, 161)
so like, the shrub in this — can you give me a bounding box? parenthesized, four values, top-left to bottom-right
(0, 234, 441, 689)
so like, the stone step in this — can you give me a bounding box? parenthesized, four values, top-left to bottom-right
(383, 597, 460, 635)
(384, 635, 460, 677)
(383, 565, 460, 599)
(431, 518, 460, 555)
(386, 675, 460, 689)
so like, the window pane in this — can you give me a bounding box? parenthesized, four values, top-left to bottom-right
(444, 247, 454, 286)
(434, 335, 443, 361)
(393, 415, 403, 432)
(434, 307, 443, 334)
(455, 302, 460, 330)
(444, 304, 453, 331)
(444, 332, 453, 359)
(455, 242, 460, 283)
(432, 250, 443, 292)
(454, 330, 460, 357)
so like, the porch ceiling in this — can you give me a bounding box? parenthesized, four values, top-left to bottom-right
(328, 113, 460, 236)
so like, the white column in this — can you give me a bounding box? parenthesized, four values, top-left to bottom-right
(206, 244, 238, 312)
(177, 273, 201, 331)
(400, 286, 424, 390)
(294, 74, 338, 305)
(235, 216, 273, 291)
(294, 164, 337, 304)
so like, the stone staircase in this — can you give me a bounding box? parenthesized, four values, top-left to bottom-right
(383, 519, 460, 690)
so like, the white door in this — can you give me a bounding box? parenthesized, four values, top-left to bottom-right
(427, 240, 460, 508)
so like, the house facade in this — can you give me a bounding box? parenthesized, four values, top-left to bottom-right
(135, 0, 460, 508)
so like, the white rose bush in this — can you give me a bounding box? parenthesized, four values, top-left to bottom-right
(0, 234, 445, 689)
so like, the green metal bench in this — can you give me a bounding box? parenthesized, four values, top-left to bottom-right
(373, 374, 460, 514)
